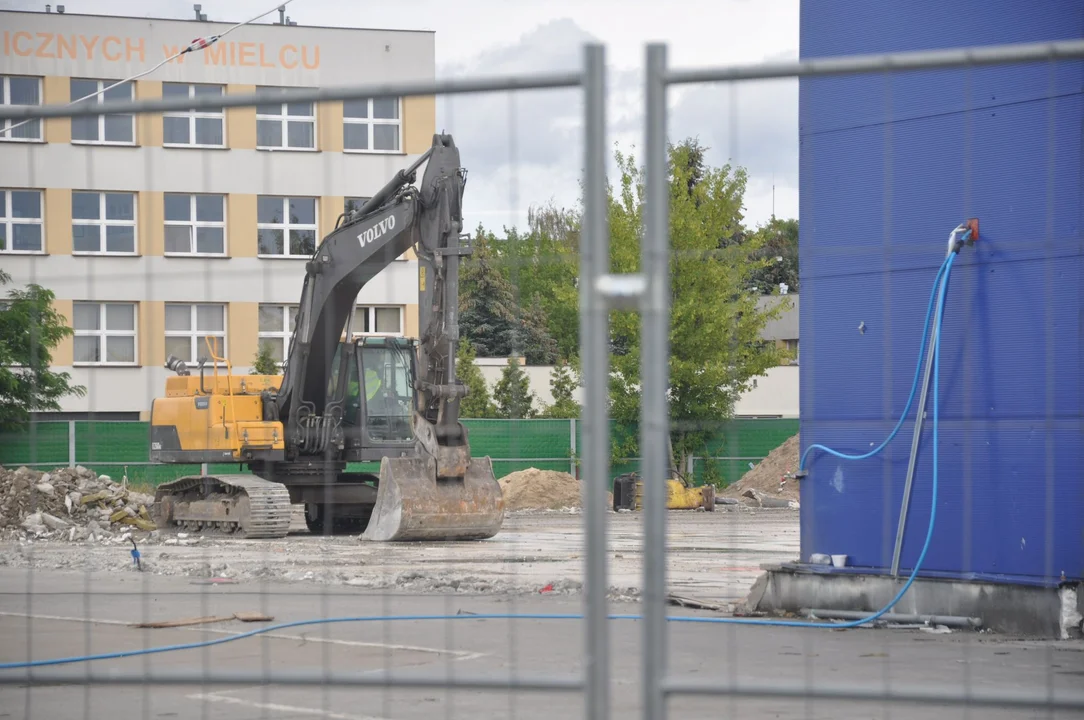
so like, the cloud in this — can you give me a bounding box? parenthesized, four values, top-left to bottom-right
(439, 20, 799, 233)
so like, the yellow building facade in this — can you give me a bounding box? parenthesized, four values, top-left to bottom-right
(0, 8, 436, 418)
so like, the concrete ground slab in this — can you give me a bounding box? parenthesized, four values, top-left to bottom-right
(2, 509, 1083, 718)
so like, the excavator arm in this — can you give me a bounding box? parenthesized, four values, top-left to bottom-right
(272, 134, 470, 465)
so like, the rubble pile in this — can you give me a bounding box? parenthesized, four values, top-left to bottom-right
(722, 434, 801, 507)
(0, 465, 157, 541)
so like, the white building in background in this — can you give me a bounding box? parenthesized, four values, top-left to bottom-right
(0, 7, 437, 419)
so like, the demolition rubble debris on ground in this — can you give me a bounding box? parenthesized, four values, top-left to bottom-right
(0, 465, 157, 541)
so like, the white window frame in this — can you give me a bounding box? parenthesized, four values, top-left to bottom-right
(71, 191, 138, 256)
(69, 78, 135, 146)
(255, 87, 316, 151)
(0, 75, 43, 143)
(164, 303, 227, 366)
(162, 82, 226, 148)
(72, 301, 139, 367)
(257, 303, 298, 366)
(351, 305, 404, 337)
(342, 97, 403, 154)
(256, 195, 319, 258)
(0, 188, 45, 254)
(163, 193, 227, 256)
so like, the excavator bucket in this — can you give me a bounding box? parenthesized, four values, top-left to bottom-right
(361, 455, 505, 542)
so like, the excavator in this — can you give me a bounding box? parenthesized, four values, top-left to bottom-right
(146, 133, 505, 542)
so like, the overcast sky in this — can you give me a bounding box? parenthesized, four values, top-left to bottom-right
(1, 0, 800, 233)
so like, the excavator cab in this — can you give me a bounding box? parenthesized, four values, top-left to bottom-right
(332, 336, 417, 453)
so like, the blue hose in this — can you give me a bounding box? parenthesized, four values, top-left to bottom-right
(0, 254, 958, 671)
(797, 251, 953, 472)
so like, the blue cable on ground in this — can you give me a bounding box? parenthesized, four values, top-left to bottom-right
(0, 254, 957, 671)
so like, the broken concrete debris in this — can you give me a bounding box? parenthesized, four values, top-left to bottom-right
(1, 464, 156, 540)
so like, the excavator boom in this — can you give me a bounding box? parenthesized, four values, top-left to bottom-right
(148, 134, 504, 542)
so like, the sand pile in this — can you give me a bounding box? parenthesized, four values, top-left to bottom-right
(723, 434, 800, 506)
(499, 468, 582, 511)
(0, 465, 157, 540)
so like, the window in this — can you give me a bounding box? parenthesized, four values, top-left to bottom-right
(162, 83, 224, 147)
(258, 304, 299, 364)
(257, 196, 317, 257)
(344, 196, 372, 216)
(343, 97, 401, 152)
(256, 87, 315, 149)
(351, 305, 403, 336)
(164, 193, 226, 255)
(0, 189, 44, 253)
(1, 75, 42, 141)
(72, 191, 137, 254)
(70, 78, 134, 144)
(165, 303, 226, 364)
(785, 338, 799, 365)
(72, 302, 137, 365)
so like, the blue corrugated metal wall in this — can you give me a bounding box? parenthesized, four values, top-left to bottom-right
(798, 1, 1083, 584)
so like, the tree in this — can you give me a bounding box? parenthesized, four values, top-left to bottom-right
(501, 203, 581, 361)
(492, 356, 536, 419)
(606, 138, 788, 472)
(459, 223, 560, 364)
(748, 216, 799, 293)
(0, 270, 86, 431)
(251, 342, 280, 375)
(456, 342, 498, 418)
(459, 225, 520, 357)
(517, 293, 559, 365)
(540, 358, 581, 419)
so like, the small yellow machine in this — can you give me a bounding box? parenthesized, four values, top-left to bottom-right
(611, 472, 716, 512)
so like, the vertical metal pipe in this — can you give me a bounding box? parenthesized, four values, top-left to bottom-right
(68, 420, 76, 468)
(570, 418, 578, 478)
(581, 42, 611, 720)
(642, 42, 669, 720)
(891, 237, 956, 577)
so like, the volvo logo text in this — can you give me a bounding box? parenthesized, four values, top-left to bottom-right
(358, 215, 396, 247)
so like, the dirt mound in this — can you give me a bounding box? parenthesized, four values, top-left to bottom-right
(723, 434, 801, 506)
(499, 468, 582, 511)
(0, 465, 157, 541)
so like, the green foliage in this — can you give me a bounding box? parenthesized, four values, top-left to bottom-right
(501, 203, 581, 361)
(606, 138, 788, 470)
(251, 342, 281, 375)
(0, 270, 86, 431)
(456, 342, 498, 418)
(540, 358, 581, 419)
(748, 216, 799, 293)
(492, 356, 536, 419)
(459, 224, 559, 365)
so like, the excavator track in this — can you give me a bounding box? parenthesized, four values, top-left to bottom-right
(152, 474, 292, 539)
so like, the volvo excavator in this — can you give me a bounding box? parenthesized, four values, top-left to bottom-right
(146, 133, 505, 542)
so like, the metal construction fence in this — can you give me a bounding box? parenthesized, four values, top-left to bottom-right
(0, 18, 1083, 720)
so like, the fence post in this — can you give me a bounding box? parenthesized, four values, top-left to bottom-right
(581, 41, 611, 720)
(68, 420, 76, 468)
(569, 418, 577, 478)
(642, 41, 670, 720)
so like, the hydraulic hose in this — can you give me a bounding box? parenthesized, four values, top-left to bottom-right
(0, 251, 960, 671)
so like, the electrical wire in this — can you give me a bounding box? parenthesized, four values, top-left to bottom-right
(0, 250, 958, 670)
(0, 0, 297, 138)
